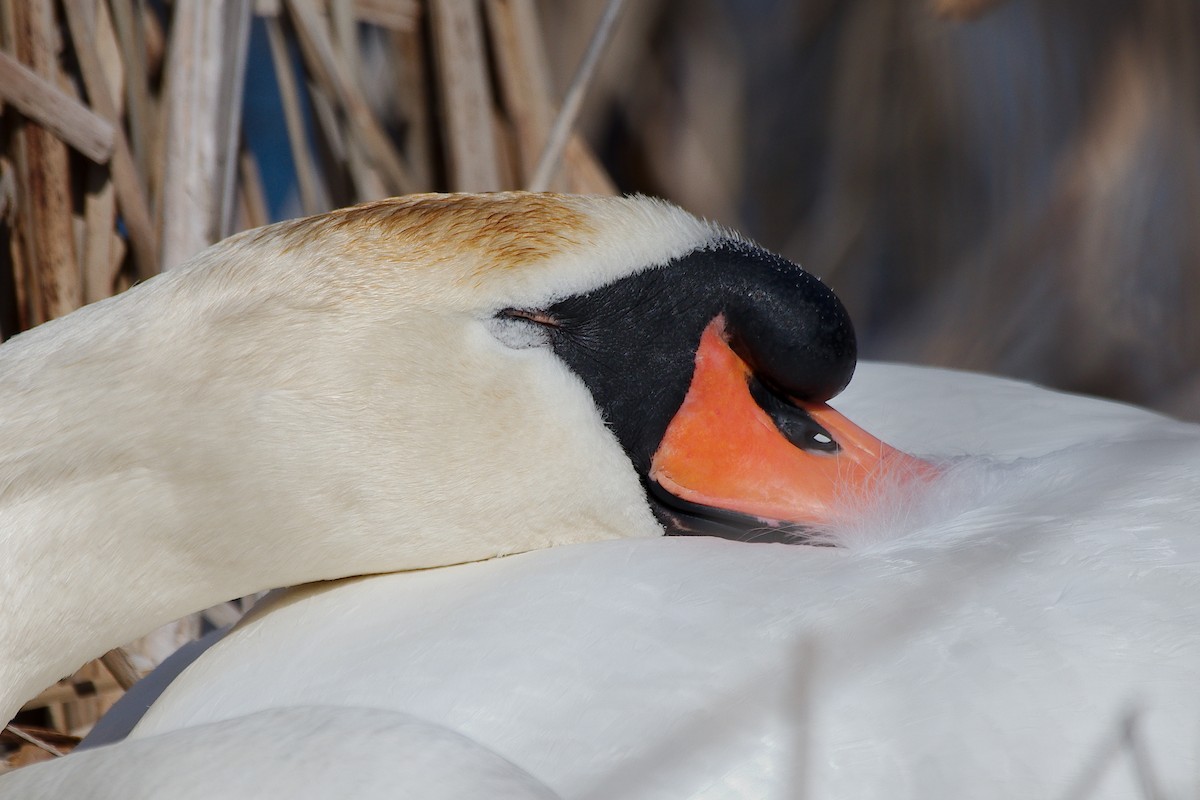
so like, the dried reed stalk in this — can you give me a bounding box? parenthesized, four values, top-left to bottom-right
(1, 725, 65, 759)
(63, 0, 158, 280)
(99, 648, 142, 692)
(486, 0, 556, 187)
(527, 0, 625, 191)
(159, 0, 251, 271)
(428, 0, 501, 191)
(238, 147, 270, 230)
(7, 0, 81, 324)
(0, 51, 113, 163)
(286, 0, 413, 193)
(263, 9, 326, 214)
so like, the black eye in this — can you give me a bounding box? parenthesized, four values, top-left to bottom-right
(748, 376, 840, 453)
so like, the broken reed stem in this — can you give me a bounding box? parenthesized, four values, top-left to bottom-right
(527, 0, 626, 192)
(0, 50, 114, 164)
(2, 725, 66, 758)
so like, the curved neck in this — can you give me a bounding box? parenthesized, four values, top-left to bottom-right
(0, 298, 293, 725)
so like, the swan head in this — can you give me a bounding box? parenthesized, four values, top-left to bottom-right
(194, 192, 923, 555)
(8, 193, 927, 585)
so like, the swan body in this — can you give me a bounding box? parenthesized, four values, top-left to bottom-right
(120, 363, 1200, 799)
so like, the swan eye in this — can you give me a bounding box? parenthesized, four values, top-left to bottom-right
(501, 308, 560, 328)
(748, 376, 840, 454)
(488, 308, 559, 349)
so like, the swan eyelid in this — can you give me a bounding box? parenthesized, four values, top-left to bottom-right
(499, 308, 561, 328)
(487, 309, 559, 350)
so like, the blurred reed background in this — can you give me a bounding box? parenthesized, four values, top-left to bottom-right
(2, 0, 1197, 766)
(587, 0, 1200, 420)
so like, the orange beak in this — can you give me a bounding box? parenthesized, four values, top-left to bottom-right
(649, 319, 937, 534)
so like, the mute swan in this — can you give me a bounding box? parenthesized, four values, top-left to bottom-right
(6, 193, 1199, 798)
(1, 193, 930, 794)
